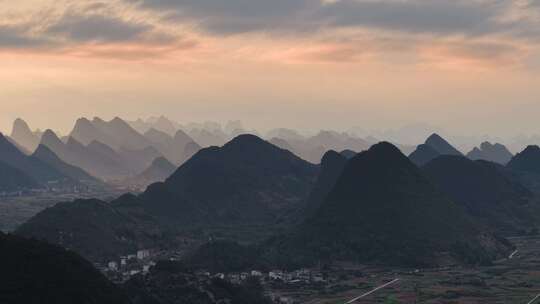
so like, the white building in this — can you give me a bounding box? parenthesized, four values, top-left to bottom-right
(137, 249, 150, 260)
(108, 261, 118, 271)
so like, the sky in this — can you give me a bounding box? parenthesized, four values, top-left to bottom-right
(1, 0, 540, 138)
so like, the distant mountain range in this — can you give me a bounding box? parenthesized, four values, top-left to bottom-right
(128, 116, 180, 136)
(71, 117, 152, 151)
(40, 129, 132, 180)
(467, 142, 514, 165)
(6, 117, 202, 184)
(144, 128, 200, 165)
(32, 144, 98, 183)
(124, 157, 177, 189)
(10, 118, 42, 153)
(409, 133, 463, 166)
(409, 134, 514, 167)
(0, 133, 75, 186)
(268, 130, 372, 164)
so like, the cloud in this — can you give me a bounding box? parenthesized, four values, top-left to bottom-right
(0, 3, 196, 60)
(137, 0, 315, 34)
(129, 0, 511, 37)
(0, 0, 537, 64)
(46, 12, 153, 43)
(0, 24, 51, 48)
(316, 0, 507, 36)
(420, 40, 526, 69)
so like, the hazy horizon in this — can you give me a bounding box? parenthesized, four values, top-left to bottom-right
(2, 0, 540, 139)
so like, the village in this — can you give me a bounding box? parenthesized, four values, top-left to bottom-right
(97, 247, 330, 304)
(100, 247, 327, 285)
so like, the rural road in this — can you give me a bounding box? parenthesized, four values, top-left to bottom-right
(526, 293, 540, 304)
(509, 250, 519, 259)
(345, 278, 400, 304)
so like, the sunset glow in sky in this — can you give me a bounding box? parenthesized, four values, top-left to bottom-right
(1, 0, 540, 136)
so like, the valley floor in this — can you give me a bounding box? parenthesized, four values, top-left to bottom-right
(0, 188, 127, 232)
(269, 236, 540, 304)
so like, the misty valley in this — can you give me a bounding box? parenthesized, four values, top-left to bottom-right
(2, 117, 540, 303)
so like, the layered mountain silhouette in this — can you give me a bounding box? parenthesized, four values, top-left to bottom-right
(267, 128, 305, 142)
(423, 155, 537, 234)
(467, 142, 513, 165)
(268, 137, 294, 152)
(144, 128, 201, 164)
(6, 135, 31, 155)
(70, 117, 152, 151)
(70, 118, 115, 148)
(269, 130, 371, 163)
(32, 145, 98, 183)
(125, 157, 176, 188)
(128, 116, 181, 136)
(41, 130, 122, 180)
(0, 161, 38, 191)
(150, 116, 178, 136)
(117, 146, 162, 173)
(40, 129, 150, 180)
(9, 118, 41, 153)
(0, 133, 69, 185)
(409, 134, 463, 166)
(187, 128, 228, 147)
(267, 143, 509, 267)
(0, 232, 130, 304)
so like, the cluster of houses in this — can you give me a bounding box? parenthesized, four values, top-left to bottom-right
(101, 249, 155, 282)
(198, 268, 326, 286)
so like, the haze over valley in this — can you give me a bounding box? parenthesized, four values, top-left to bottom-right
(4, 0, 540, 303)
(2, 114, 540, 303)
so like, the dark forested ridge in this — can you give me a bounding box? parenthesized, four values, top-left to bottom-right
(0, 232, 130, 304)
(16, 198, 166, 261)
(265, 143, 510, 268)
(423, 155, 538, 234)
(137, 134, 318, 226)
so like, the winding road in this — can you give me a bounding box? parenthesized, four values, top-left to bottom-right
(345, 278, 401, 303)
